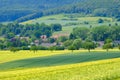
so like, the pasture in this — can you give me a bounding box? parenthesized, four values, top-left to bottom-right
(21, 14, 120, 36)
(0, 50, 120, 80)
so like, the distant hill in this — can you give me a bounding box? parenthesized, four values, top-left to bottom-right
(0, 0, 84, 22)
(44, 0, 120, 17)
(0, 0, 84, 10)
(0, 0, 120, 22)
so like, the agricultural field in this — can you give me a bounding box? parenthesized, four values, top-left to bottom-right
(21, 14, 120, 36)
(0, 50, 120, 80)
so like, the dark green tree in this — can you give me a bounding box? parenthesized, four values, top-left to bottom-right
(118, 45, 120, 50)
(103, 43, 113, 52)
(98, 18, 104, 23)
(51, 24, 62, 31)
(68, 45, 76, 52)
(63, 40, 73, 48)
(103, 38, 113, 52)
(72, 39, 82, 50)
(83, 41, 96, 52)
(30, 46, 38, 53)
(73, 27, 89, 40)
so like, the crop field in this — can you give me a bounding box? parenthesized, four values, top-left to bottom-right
(0, 50, 120, 80)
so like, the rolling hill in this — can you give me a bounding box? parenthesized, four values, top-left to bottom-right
(0, 0, 120, 22)
(0, 0, 85, 22)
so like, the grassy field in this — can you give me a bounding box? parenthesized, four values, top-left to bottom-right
(21, 14, 120, 36)
(0, 58, 120, 80)
(0, 50, 120, 80)
(0, 50, 71, 64)
(22, 14, 113, 25)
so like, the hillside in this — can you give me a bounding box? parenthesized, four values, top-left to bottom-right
(44, 0, 120, 17)
(1, 0, 120, 22)
(0, 0, 84, 22)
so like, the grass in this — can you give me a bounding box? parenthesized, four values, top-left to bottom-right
(0, 49, 119, 63)
(22, 14, 113, 24)
(0, 57, 120, 80)
(0, 51, 120, 71)
(0, 50, 71, 64)
(0, 50, 120, 80)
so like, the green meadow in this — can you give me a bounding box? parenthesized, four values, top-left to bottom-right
(22, 14, 120, 36)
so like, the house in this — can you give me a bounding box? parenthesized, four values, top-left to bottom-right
(40, 35, 47, 42)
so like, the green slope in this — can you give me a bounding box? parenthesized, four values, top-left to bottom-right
(1, 0, 120, 22)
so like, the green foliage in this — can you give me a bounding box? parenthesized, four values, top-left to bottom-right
(6, 38, 29, 48)
(1, 0, 120, 22)
(21, 46, 30, 50)
(10, 47, 20, 53)
(72, 39, 82, 50)
(58, 36, 68, 42)
(104, 39, 112, 44)
(54, 46, 65, 50)
(63, 40, 73, 47)
(69, 33, 76, 40)
(48, 38, 56, 43)
(43, 0, 120, 19)
(37, 46, 48, 50)
(0, 23, 61, 44)
(30, 46, 38, 53)
(48, 46, 65, 51)
(68, 45, 76, 52)
(91, 26, 111, 41)
(73, 27, 89, 40)
(49, 46, 55, 52)
(83, 41, 96, 52)
(6, 33, 15, 39)
(103, 39, 113, 52)
(51, 24, 62, 32)
(98, 18, 104, 23)
(118, 45, 120, 50)
(103, 43, 113, 52)
(0, 43, 6, 50)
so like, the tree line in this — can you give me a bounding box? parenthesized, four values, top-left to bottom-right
(71, 25, 120, 41)
(9, 38, 120, 53)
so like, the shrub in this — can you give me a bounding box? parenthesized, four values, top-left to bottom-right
(10, 47, 20, 53)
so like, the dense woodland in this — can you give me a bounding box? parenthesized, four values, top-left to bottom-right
(0, 0, 84, 22)
(0, 0, 120, 22)
(0, 23, 62, 39)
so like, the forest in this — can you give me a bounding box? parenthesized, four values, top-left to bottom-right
(0, 0, 120, 22)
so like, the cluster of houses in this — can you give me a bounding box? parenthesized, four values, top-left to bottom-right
(10, 34, 120, 48)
